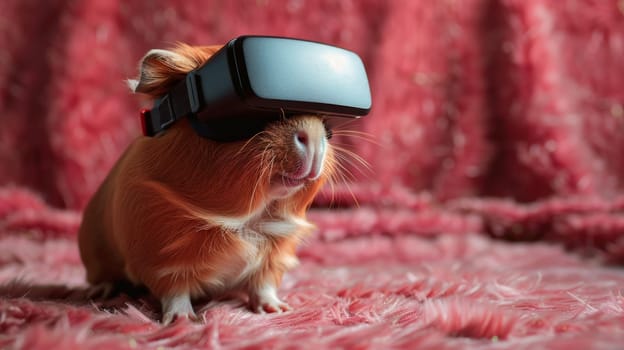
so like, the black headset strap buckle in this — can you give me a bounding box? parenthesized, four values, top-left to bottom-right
(140, 72, 200, 137)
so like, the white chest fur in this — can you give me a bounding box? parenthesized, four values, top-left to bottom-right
(232, 214, 310, 278)
(156, 212, 310, 297)
(206, 214, 309, 294)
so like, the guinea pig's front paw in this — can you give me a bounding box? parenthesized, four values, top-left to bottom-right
(249, 285, 291, 314)
(161, 292, 198, 325)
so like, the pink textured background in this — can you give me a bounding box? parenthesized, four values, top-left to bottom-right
(2, 0, 624, 349)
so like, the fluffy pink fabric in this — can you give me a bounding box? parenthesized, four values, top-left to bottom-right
(2, 0, 624, 348)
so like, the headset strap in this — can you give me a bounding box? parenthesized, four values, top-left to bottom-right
(140, 72, 201, 136)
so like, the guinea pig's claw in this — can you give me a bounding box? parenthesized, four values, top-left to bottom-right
(86, 283, 115, 300)
(250, 285, 291, 314)
(252, 298, 292, 314)
(161, 293, 197, 325)
(270, 301, 291, 313)
(161, 310, 198, 326)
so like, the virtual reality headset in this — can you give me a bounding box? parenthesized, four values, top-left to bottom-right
(140, 35, 372, 141)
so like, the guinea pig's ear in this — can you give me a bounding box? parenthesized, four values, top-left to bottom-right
(127, 44, 222, 98)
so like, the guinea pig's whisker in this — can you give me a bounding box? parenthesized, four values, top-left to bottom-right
(327, 128, 374, 176)
(342, 152, 370, 173)
(322, 155, 359, 208)
(331, 157, 357, 181)
(332, 166, 359, 207)
(331, 145, 372, 175)
(248, 171, 263, 214)
(327, 118, 360, 130)
(331, 130, 380, 146)
(249, 167, 265, 213)
(326, 159, 339, 204)
(327, 178, 336, 206)
(248, 144, 274, 214)
(236, 131, 268, 157)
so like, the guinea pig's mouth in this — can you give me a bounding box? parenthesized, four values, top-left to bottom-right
(275, 159, 324, 188)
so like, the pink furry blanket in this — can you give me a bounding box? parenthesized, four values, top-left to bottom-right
(2, 0, 624, 348)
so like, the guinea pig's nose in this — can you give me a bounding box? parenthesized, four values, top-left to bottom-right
(294, 130, 309, 153)
(289, 124, 326, 180)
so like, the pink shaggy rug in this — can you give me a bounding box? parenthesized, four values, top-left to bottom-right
(2, 0, 624, 349)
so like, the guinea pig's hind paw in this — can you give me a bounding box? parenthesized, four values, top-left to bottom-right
(86, 283, 115, 300)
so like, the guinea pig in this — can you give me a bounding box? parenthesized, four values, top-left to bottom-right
(78, 43, 336, 324)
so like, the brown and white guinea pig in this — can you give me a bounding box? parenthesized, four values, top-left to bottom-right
(78, 44, 336, 324)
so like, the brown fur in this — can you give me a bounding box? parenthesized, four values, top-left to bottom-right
(78, 44, 335, 318)
(131, 44, 222, 96)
